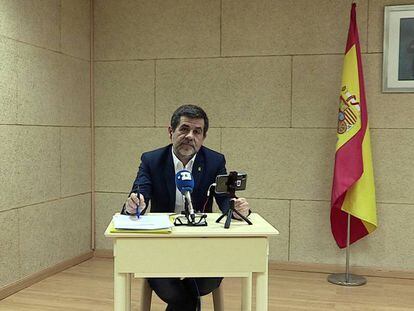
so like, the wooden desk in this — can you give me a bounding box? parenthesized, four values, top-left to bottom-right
(104, 213, 279, 311)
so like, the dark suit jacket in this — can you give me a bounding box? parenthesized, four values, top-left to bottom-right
(124, 144, 230, 214)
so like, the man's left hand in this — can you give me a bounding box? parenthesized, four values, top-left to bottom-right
(232, 197, 249, 220)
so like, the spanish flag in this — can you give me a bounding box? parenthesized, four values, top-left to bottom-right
(330, 3, 377, 248)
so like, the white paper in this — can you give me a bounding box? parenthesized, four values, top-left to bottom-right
(113, 214, 172, 230)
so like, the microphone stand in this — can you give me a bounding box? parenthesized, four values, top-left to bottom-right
(174, 197, 207, 227)
(216, 171, 252, 229)
(184, 199, 195, 224)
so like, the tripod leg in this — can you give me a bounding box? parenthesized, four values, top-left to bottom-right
(233, 209, 253, 225)
(216, 213, 226, 223)
(224, 207, 233, 229)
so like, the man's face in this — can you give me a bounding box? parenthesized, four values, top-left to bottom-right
(169, 116, 206, 163)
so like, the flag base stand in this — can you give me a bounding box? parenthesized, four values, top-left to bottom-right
(327, 273, 366, 286)
(328, 213, 367, 287)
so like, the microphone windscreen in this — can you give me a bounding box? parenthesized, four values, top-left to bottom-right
(175, 170, 194, 194)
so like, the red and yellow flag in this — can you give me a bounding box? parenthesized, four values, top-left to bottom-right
(331, 3, 377, 248)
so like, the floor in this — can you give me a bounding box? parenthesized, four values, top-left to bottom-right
(0, 257, 413, 310)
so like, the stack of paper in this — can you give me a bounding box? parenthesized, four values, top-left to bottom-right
(113, 214, 172, 230)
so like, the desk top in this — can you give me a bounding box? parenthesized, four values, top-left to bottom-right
(105, 213, 279, 238)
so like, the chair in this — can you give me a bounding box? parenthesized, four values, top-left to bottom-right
(140, 279, 224, 311)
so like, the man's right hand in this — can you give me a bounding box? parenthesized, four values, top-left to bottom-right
(125, 193, 146, 215)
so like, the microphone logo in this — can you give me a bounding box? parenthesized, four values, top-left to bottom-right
(177, 170, 192, 182)
(175, 170, 194, 193)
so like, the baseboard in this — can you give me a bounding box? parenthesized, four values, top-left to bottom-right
(0, 251, 94, 300)
(94, 249, 113, 258)
(270, 260, 414, 280)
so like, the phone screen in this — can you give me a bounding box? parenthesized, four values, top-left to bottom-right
(215, 173, 247, 193)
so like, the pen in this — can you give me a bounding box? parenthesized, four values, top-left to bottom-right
(136, 185, 141, 219)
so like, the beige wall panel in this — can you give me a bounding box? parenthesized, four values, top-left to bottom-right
(203, 128, 221, 153)
(1, 126, 60, 211)
(61, 0, 90, 60)
(368, 0, 414, 52)
(290, 200, 342, 264)
(61, 127, 92, 197)
(290, 200, 414, 270)
(292, 55, 343, 128)
(0, 37, 18, 124)
(0, 209, 21, 287)
(156, 57, 291, 128)
(94, 61, 155, 126)
(15, 126, 60, 208)
(293, 54, 414, 129)
(95, 128, 168, 192)
(0, 126, 18, 212)
(95, 127, 220, 192)
(222, 128, 413, 208)
(371, 129, 414, 204)
(60, 57, 90, 126)
(95, 192, 126, 250)
(222, 0, 368, 56)
(17, 45, 90, 126)
(0, 1, 19, 39)
(17, 44, 61, 125)
(94, 0, 220, 60)
(365, 54, 414, 128)
(221, 128, 336, 200)
(59, 194, 92, 259)
(249, 199, 289, 261)
(16, 0, 60, 51)
(351, 203, 414, 270)
(18, 194, 91, 277)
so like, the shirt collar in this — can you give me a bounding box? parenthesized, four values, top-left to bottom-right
(171, 147, 197, 172)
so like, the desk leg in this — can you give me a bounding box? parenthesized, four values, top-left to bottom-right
(126, 273, 131, 310)
(241, 274, 252, 311)
(255, 269, 268, 311)
(114, 271, 131, 311)
(256, 241, 269, 311)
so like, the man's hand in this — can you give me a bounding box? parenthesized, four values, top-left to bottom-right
(125, 193, 146, 215)
(232, 197, 249, 220)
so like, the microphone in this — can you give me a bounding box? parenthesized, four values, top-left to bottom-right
(175, 170, 196, 223)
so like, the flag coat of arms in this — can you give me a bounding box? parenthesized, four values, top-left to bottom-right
(330, 3, 377, 248)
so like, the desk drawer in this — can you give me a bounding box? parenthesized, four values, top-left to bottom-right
(114, 237, 268, 276)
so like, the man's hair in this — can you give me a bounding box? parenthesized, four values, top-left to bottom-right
(170, 104, 209, 136)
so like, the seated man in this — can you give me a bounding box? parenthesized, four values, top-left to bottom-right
(122, 104, 250, 311)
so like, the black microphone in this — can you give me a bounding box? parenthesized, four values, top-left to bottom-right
(175, 170, 196, 223)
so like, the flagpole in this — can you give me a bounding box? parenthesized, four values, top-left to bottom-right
(327, 213, 367, 286)
(345, 212, 350, 282)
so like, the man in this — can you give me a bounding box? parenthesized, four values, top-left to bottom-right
(122, 104, 250, 311)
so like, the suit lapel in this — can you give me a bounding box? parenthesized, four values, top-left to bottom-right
(164, 146, 176, 212)
(192, 148, 205, 192)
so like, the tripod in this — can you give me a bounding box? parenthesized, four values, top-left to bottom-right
(216, 172, 253, 229)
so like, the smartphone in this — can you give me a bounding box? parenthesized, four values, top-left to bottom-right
(215, 172, 247, 193)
